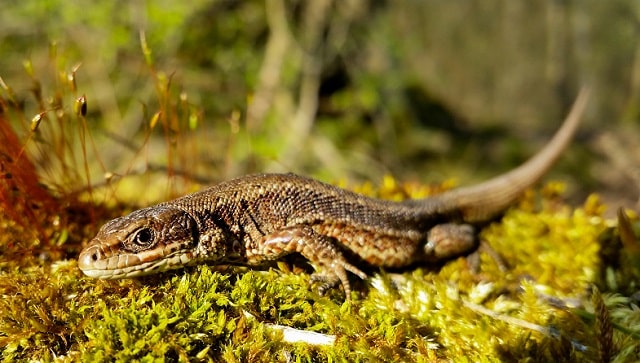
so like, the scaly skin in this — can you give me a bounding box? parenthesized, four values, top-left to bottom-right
(78, 88, 589, 297)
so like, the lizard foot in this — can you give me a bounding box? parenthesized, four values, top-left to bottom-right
(257, 226, 367, 299)
(424, 223, 476, 261)
(309, 259, 367, 298)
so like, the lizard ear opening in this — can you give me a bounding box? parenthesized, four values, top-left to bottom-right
(166, 208, 200, 249)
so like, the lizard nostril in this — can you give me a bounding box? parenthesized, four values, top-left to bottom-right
(78, 245, 103, 271)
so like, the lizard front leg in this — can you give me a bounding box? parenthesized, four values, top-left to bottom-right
(246, 226, 367, 298)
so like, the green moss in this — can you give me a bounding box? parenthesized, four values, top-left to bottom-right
(4, 179, 640, 361)
(3, 2, 639, 361)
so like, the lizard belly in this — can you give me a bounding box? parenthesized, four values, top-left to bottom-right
(311, 223, 425, 268)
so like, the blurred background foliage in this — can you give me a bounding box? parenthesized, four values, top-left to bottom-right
(0, 0, 638, 208)
(2, 2, 640, 360)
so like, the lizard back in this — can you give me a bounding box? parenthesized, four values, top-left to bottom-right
(78, 88, 589, 295)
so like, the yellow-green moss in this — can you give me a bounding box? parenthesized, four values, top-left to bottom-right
(2, 180, 640, 362)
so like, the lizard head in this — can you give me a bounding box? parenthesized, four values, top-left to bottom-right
(78, 205, 199, 279)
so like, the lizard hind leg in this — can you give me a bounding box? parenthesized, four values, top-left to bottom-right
(256, 226, 367, 299)
(423, 223, 477, 262)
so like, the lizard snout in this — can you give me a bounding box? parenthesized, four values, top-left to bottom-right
(78, 244, 108, 277)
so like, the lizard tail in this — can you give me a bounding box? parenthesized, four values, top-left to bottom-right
(423, 86, 590, 223)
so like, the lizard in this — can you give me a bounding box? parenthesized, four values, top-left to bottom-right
(78, 88, 589, 298)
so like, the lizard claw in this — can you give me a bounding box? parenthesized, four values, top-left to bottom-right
(311, 260, 367, 299)
(310, 272, 340, 296)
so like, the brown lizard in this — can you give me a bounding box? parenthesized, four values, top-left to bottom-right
(78, 89, 589, 297)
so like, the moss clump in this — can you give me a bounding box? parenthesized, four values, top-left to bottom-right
(3, 178, 640, 361)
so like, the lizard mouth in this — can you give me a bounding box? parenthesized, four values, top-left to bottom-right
(78, 244, 195, 279)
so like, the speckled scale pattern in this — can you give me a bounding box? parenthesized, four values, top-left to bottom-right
(77, 89, 588, 297)
(169, 174, 437, 264)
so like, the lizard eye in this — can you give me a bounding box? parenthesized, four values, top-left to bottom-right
(133, 228, 154, 247)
